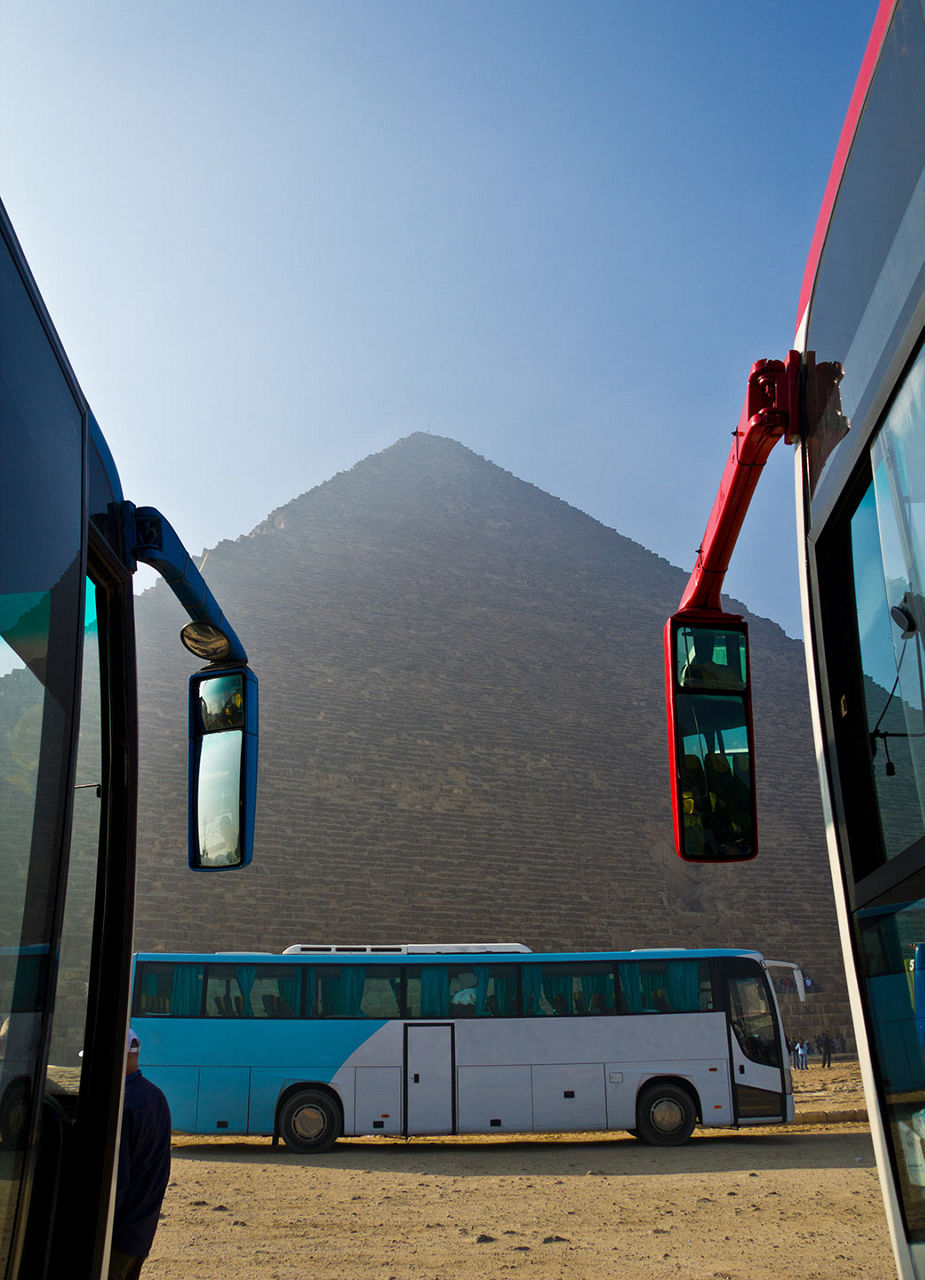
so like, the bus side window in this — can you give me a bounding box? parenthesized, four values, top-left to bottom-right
(359, 968, 403, 1018)
(251, 966, 301, 1018)
(315, 966, 369, 1018)
(137, 966, 169, 1015)
(134, 962, 203, 1017)
(521, 963, 615, 1016)
(616, 960, 705, 1014)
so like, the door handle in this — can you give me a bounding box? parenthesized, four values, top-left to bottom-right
(739, 1064, 745, 1074)
(413, 1073, 420, 1083)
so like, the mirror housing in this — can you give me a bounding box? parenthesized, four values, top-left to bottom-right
(665, 612, 756, 862)
(188, 665, 258, 870)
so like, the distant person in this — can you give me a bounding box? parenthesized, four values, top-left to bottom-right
(109, 1028, 172, 1279)
(820, 1031, 834, 1068)
(797, 1040, 809, 1070)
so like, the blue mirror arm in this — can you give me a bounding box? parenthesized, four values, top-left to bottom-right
(123, 502, 249, 665)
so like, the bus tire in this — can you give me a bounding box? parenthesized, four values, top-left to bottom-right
(635, 1083, 696, 1147)
(0, 1079, 29, 1150)
(278, 1089, 341, 1154)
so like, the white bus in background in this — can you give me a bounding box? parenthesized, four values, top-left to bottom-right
(130, 944, 801, 1151)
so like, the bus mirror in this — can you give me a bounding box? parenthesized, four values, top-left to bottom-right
(664, 614, 757, 862)
(188, 666, 258, 870)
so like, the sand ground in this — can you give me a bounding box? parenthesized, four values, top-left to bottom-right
(145, 1062, 898, 1280)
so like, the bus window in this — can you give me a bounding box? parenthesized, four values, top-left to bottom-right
(617, 959, 711, 1014)
(851, 347, 925, 864)
(358, 968, 403, 1018)
(44, 582, 106, 1124)
(858, 900, 925, 1237)
(520, 962, 616, 1016)
(204, 963, 303, 1018)
(449, 964, 519, 1016)
(315, 966, 368, 1018)
(134, 962, 205, 1017)
(405, 964, 518, 1018)
(726, 970, 781, 1068)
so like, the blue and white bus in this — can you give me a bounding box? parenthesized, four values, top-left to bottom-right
(131, 944, 799, 1152)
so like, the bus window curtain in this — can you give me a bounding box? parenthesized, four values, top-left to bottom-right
(667, 961, 699, 1012)
(141, 970, 159, 1013)
(235, 966, 257, 1015)
(279, 972, 301, 1016)
(341, 966, 365, 1015)
(640, 967, 666, 1009)
(494, 971, 518, 1016)
(521, 966, 543, 1015)
(619, 964, 642, 1013)
(171, 965, 203, 1016)
(475, 967, 490, 1015)
(421, 966, 449, 1018)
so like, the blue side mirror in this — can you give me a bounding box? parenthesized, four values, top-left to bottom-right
(188, 666, 258, 870)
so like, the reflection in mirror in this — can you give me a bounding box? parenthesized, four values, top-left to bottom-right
(676, 625, 747, 692)
(196, 731, 243, 868)
(675, 692, 754, 860)
(198, 675, 244, 731)
(189, 664, 257, 870)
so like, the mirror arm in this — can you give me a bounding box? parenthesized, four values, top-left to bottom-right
(678, 353, 800, 615)
(123, 502, 248, 665)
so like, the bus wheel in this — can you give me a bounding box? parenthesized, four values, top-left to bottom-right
(278, 1090, 340, 1154)
(0, 1080, 29, 1150)
(635, 1083, 696, 1146)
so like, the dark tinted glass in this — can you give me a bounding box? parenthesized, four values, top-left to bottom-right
(0, 225, 84, 1265)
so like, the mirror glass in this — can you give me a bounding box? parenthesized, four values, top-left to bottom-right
(669, 618, 755, 861)
(675, 624, 747, 692)
(197, 674, 245, 731)
(196, 730, 243, 868)
(675, 692, 753, 859)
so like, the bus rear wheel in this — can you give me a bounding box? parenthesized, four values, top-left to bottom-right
(635, 1083, 696, 1146)
(278, 1089, 341, 1154)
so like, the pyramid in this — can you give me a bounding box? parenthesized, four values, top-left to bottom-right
(132, 434, 847, 1041)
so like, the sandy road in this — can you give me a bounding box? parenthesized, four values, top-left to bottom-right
(147, 1120, 894, 1280)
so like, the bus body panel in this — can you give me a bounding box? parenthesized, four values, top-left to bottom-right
(355, 1066, 403, 1135)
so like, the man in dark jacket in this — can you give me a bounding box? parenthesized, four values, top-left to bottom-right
(109, 1028, 172, 1279)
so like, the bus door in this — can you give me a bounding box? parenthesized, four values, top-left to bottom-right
(404, 1024, 454, 1134)
(720, 959, 787, 1123)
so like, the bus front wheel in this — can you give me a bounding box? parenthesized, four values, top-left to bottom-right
(278, 1089, 341, 1154)
(635, 1083, 696, 1146)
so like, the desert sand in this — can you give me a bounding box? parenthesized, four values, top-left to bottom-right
(145, 1062, 898, 1280)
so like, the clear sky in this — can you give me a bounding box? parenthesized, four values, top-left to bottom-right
(2, 1, 880, 637)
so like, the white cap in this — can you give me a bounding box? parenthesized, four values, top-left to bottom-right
(127, 1027, 140, 1055)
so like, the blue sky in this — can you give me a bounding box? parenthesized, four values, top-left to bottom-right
(2, 1, 880, 637)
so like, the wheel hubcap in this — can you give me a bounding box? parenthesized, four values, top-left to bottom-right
(292, 1104, 327, 1142)
(650, 1098, 684, 1133)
